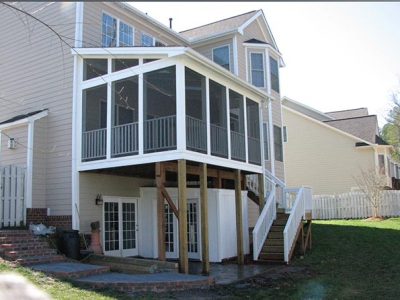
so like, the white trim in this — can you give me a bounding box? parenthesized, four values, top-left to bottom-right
(73, 47, 186, 57)
(243, 97, 249, 163)
(282, 96, 335, 121)
(226, 86, 232, 160)
(245, 47, 249, 82)
(243, 43, 281, 58)
(238, 11, 262, 35)
(265, 51, 271, 95)
(187, 30, 237, 45)
(249, 51, 266, 88)
(78, 150, 262, 174)
(268, 101, 275, 175)
(0, 110, 48, 131)
(74, 2, 83, 48)
(106, 70, 112, 159)
(25, 121, 34, 209)
(232, 35, 239, 76)
(211, 44, 231, 72)
(176, 62, 186, 151)
(205, 77, 211, 155)
(138, 73, 144, 155)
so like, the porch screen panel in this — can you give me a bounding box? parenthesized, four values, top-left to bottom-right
(143, 66, 177, 153)
(111, 76, 139, 157)
(82, 84, 107, 161)
(246, 98, 261, 165)
(185, 67, 207, 153)
(104, 202, 119, 251)
(229, 90, 246, 161)
(209, 80, 228, 158)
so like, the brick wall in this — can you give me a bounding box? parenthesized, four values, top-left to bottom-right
(26, 208, 72, 230)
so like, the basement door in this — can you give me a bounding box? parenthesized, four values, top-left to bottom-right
(165, 198, 200, 260)
(103, 197, 138, 257)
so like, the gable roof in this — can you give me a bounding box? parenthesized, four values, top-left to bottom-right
(180, 10, 258, 41)
(244, 38, 269, 45)
(282, 96, 334, 122)
(323, 115, 379, 144)
(325, 107, 369, 119)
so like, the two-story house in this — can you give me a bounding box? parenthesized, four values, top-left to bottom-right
(0, 2, 309, 272)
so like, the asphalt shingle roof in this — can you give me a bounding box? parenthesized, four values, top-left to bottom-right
(325, 108, 369, 119)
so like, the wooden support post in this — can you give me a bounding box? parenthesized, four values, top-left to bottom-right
(258, 173, 265, 213)
(155, 162, 166, 261)
(200, 163, 210, 275)
(235, 169, 244, 265)
(178, 160, 189, 274)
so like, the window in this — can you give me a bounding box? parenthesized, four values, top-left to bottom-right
(274, 125, 283, 162)
(141, 33, 154, 46)
(283, 126, 288, 142)
(250, 53, 265, 87)
(102, 14, 117, 47)
(379, 155, 385, 175)
(112, 59, 138, 72)
(213, 45, 230, 70)
(119, 21, 133, 47)
(263, 123, 269, 160)
(270, 57, 280, 93)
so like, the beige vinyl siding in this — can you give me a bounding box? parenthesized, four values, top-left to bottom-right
(82, 3, 184, 48)
(192, 38, 234, 72)
(32, 117, 47, 208)
(0, 125, 28, 166)
(283, 107, 376, 194)
(79, 173, 154, 233)
(0, 2, 76, 215)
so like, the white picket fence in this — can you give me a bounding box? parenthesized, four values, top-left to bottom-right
(313, 191, 400, 220)
(0, 165, 26, 228)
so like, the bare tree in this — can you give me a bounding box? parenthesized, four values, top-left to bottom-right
(354, 168, 387, 218)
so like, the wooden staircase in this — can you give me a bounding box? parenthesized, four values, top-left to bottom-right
(0, 230, 66, 265)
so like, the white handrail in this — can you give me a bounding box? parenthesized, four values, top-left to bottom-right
(283, 187, 305, 263)
(252, 185, 276, 261)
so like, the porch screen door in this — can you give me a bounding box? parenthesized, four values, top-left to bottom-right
(103, 197, 138, 257)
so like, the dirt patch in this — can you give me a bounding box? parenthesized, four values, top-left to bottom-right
(364, 217, 385, 222)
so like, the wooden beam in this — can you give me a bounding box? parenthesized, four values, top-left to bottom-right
(155, 162, 166, 261)
(200, 163, 210, 275)
(235, 169, 244, 265)
(163, 162, 235, 180)
(161, 187, 179, 219)
(258, 173, 265, 213)
(178, 160, 188, 274)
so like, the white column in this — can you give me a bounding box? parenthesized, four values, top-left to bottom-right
(138, 72, 144, 155)
(206, 78, 211, 155)
(106, 59, 112, 159)
(233, 35, 239, 76)
(176, 62, 186, 151)
(26, 121, 34, 209)
(243, 97, 248, 163)
(268, 99, 275, 176)
(226, 87, 231, 159)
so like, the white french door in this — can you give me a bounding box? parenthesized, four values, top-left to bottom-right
(103, 197, 138, 257)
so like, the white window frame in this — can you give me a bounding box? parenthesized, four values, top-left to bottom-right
(102, 12, 135, 47)
(141, 31, 166, 47)
(249, 51, 266, 88)
(212, 44, 231, 71)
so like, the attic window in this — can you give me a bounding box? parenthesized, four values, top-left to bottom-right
(102, 13, 134, 47)
(270, 57, 280, 93)
(250, 52, 265, 88)
(213, 45, 230, 71)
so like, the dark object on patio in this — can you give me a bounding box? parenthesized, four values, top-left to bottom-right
(59, 230, 80, 260)
(89, 221, 102, 255)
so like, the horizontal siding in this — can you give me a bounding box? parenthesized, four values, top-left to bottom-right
(82, 3, 184, 48)
(192, 38, 234, 72)
(0, 125, 28, 166)
(283, 108, 375, 194)
(32, 117, 47, 208)
(0, 2, 76, 215)
(79, 173, 154, 233)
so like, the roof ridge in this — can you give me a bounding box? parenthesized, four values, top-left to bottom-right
(179, 10, 258, 33)
(324, 115, 376, 122)
(325, 107, 368, 114)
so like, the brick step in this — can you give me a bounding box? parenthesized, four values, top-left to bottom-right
(0, 230, 32, 237)
(4, 249, 58, 259)
(0, 242, 53, 251)
(262, 245, 283, 253)
(267, 231, 283, 239)
(270, 225, 284, 232)
(259, 252, 284, 261)
(0, 237, 48, 244)
(16, 255, 66, 266)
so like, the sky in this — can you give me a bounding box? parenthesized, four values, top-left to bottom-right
(130, 2, 400, 127)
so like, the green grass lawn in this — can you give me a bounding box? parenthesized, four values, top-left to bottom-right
(1, 218, 400, 299)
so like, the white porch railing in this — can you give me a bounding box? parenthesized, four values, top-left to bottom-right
(144, 115, 176, 152)
(248, 136, 261, 165)
(252, 185, 276, 260)
(0, 165, 26, 228)
(186, 116, 207, 153)
(112, 122, 138, 157)
(210, 124, 228, 157)
(231, 131, 246, 161)
(82, 128, 107, 161)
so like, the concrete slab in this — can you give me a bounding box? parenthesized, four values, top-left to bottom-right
(30, 262, 110, 279)
(76, 272, 208, 283)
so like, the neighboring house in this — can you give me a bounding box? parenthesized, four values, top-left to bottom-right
(282, 97, 398, 195)
(0, 2, 304, 270)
